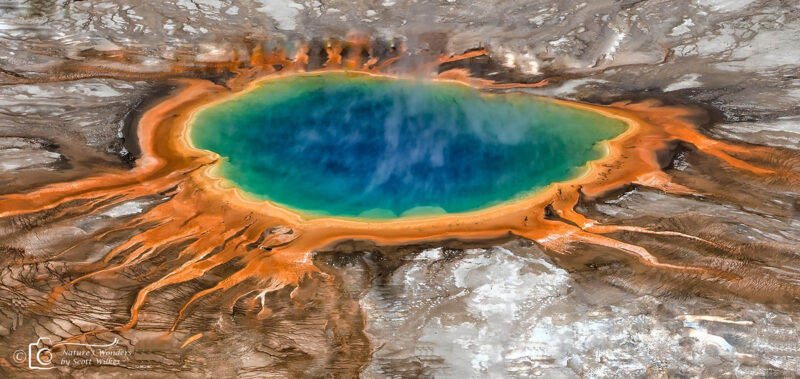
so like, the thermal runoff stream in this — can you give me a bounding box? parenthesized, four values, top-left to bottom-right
(4, 4, 800, 375)
(189, 73, 626, 218)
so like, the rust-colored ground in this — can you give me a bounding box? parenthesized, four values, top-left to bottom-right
(0, 43, 796, 345)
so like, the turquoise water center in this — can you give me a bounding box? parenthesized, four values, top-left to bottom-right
(189, 74, 626, 218)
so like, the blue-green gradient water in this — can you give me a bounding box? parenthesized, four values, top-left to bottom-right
(190, 74, 626, 218)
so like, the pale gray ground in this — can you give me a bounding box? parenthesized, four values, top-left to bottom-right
(355, 244, 800, 377)
(1, 0, 799, 377)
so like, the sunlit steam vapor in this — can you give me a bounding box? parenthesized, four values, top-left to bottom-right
(1, 37, 797, 344)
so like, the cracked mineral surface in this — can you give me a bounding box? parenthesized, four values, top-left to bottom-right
(1, 0, 799, 377)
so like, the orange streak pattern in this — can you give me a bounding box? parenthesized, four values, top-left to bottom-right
(0, 44, 788, 338)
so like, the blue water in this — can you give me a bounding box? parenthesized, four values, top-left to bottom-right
(189, 73, 626, 218)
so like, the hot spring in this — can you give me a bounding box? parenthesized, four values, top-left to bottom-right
(188, 73, 626, 218)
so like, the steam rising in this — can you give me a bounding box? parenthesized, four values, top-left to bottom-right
(190, 74, 625, 217)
